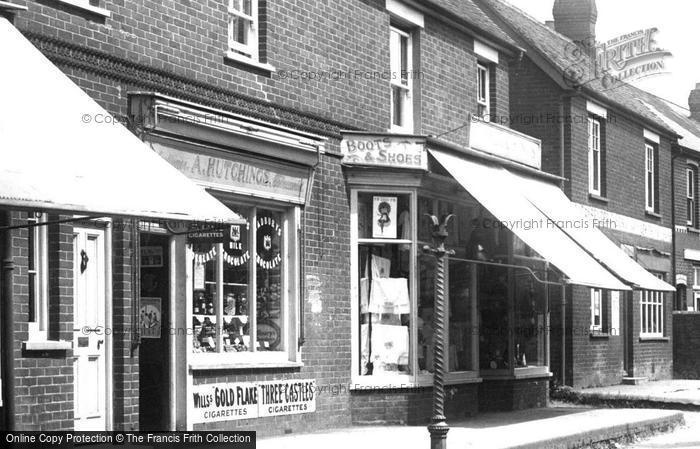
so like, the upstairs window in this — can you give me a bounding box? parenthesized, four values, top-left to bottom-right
(645, 142, 658, 213)
(688, 165, 697, 227)
(390, 26, 413, 132)
(477, 63, 490, 119)
(228, 0, 259, 60)
(588, 116, 603, 196)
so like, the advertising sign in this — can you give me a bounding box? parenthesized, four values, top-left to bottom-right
(340, 134, 427, 170)
(190, 379, 316, 423)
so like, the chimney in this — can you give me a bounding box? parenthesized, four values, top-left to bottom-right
(690, 83, 700, 121)
(553, 0, 597, 56)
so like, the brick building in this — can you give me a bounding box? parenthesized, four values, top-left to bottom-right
(478, 0, 678, 388)
(0, 0, 683, 437)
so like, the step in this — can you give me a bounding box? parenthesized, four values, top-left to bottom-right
(622, 377, 649, 385)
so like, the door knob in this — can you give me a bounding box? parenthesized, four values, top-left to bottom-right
(97, 340, 104, 349)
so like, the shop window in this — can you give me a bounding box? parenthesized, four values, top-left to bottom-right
(390, 26, 413, 132)
(228, 0, 259, 60)
(645, 142, 659, 213)
(190, 205, 297, 363)
(27, 212, 48, 340)
(588, 116, 605, 196)
(514, 260, 548, 367)
(688, 165, 697, 227)
(477, 63, 490, 119)
(356, 192, 412, 377)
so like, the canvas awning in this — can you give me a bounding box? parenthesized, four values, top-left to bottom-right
(511, 172, 675, 292)
(0, 17, 242, 224)
(430, 150, 631, 291)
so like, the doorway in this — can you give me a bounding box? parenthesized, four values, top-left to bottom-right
(73, 227, 108, 431)
(138, 233, 170, 430)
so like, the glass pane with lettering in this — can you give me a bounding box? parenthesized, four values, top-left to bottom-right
(255, 208, 285, 351)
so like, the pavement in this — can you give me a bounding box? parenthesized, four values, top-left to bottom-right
(256, 407, 683, 449)
(573, 380, 700, 409)
(623, 411, 700, 449)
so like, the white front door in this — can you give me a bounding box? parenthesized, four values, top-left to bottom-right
(73, 227, 107, 431)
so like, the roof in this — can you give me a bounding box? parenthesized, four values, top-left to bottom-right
(477, 0, 678, 137)
(635, 93, 700, 152)
(420, 0, 518, 49)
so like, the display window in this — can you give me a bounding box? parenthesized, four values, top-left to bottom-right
(189, 202, 298, 366)
(350, 185, 554, 387)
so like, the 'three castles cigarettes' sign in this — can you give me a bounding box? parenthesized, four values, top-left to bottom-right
(191, 379, 316, 423)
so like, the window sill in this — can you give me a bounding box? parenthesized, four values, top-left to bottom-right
(350, 373, 482, 390)
(189, 360, 303, 371)
(224, 51, 276, 73)
(480, 368, 551, 381)
(23, 340, 72, 351)
(53, 0, 111, 18)
(590, 331, 610, 339)
(645, 210, 662, 219)
(638, 335, 670, 342)
(588, 193, 609, 204)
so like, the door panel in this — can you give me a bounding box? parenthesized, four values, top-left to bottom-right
(73, 228, 106, 431)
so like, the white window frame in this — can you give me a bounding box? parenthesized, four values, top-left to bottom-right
(695, 290, 700, 312)
(640, 290, 664, 338)
(477, 63, 490, 120)
(588, 116, 602, 196)
(645, 143, 657, 213)
(688, 166, 696, 227)
(228, 0, 259, 60)
(27, 213, 49, 341)
(694, 266, 700, 288)
(390, 26, 413, 133)
(590, 288, 603, 331)
(188, 204, 301, 369)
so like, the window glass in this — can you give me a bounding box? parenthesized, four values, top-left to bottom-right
(191, 205, 289, 354)
(418, 253, 435, 374)
(357, 192, 412, 376)
(513, 260, 547, 367)
(449, 259, 475, 372)
(390, 27, 412, 131)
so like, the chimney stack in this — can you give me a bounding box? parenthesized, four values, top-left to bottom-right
(553, 0, 597, 57)
(690, 83, 700, 122)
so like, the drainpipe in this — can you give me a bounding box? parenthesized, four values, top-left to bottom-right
(1, 211, 15, 430)
(671, 149, 681, 310)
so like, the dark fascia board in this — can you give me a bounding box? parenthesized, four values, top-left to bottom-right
(404, 0, 525, 57)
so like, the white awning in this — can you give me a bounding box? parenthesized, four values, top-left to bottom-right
(430, 150, 630, 291)
(0, 18, 242, 224)
(512, 172, 675, 292)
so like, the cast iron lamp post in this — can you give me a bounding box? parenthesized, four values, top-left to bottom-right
(423, 214, 455, 449)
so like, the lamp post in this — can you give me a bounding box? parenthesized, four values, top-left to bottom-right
(423, 214, 454, 449)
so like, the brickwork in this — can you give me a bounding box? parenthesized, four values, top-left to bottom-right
(478, 378, 548, 412)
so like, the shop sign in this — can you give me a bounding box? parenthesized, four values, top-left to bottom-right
(469, 120, 541, 169)
(256, 216, 282, 270)
(223, 223, 250, 267)
(152, 142, 309, 204)
(190, 379, 316, 423)
(340, 134, 427, 170)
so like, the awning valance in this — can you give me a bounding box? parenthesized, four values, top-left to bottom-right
(512, 172, 675, 292)
(430, 150, 630, 291)
(0, 18, 242, 224)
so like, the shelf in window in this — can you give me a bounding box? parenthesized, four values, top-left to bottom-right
(204, 281, 248, 287)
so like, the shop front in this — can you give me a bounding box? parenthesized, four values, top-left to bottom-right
(128, 93, 329, 431)
(340, 124, 640, 421)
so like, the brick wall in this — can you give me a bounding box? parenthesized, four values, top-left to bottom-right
(350, 384, 479, 425)
(11, 212, 73, 430)
(478, 378, 548, 412)
(673, 312, 700, 378)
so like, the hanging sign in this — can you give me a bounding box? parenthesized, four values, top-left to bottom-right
(256, 216, 282, 270)
(372, 196, 398, 239)
(190, 379, 316, 423)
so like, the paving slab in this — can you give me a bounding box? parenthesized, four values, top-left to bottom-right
(575, 380, 700, 408)
(257, 407, 683, 449)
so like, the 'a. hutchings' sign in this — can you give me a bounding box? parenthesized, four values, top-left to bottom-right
(190, 379, 316, 423)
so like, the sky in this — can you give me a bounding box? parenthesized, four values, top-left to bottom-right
(503, 0, 700, 111)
